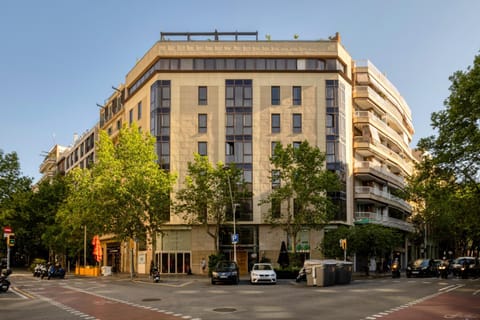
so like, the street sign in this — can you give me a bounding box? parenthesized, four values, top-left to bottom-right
(231, 233, 239, 244)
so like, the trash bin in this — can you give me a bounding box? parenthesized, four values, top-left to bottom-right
(335, 261, 353, 284)
(101, 266, 112, 276)
(306, 266, 315, 286)
(321, 261, 336, 287)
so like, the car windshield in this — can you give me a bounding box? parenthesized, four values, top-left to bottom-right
(412, 259, 429, 267)
(253, 264, 272, 271)
(216, 262, 236, 271)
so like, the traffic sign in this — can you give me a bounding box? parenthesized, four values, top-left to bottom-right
(3, 226, 12, 233)
(231, 233, 239, 244)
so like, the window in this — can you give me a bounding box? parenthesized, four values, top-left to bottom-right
(271, 141, 279, 156)
(272, 170, 281, 189)
(198, 86, 207, 105)
(293, 114, 302, 133)
(271, 114, 280, 133)
(293, 141, 301, 149)
(129, 109, 133, 125)
(293, 86, 302, 105)
(116, 120, 122, 130)
(271, 86, 280, 105)
(138, 101, 142, 120)
(198, 114, 207, 133)
(198, 142, 207, 156)
(272, 199, 281, 219)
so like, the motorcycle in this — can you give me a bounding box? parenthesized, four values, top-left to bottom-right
(1, 269, 12, 293)
(152, 266, 160, 283)
(47, 264, 65, 280)
(438, 262, 449, 278)
(33, 263, 46, 277)
(391, 259, 401, 278)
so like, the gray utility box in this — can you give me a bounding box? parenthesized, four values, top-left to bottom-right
(335, 261, 353, 284)
(306, 262, 336, 287)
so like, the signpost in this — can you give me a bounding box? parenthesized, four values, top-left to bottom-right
(3, 226, 13, 269)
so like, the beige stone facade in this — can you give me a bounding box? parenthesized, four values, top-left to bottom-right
(90, 32, 415, 274)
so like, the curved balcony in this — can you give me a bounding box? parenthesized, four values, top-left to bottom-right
(355, 211, 414, 232)
(354, 186, 412, 212)
(353, 136, 413, 175)
(354, 161, 404, 188)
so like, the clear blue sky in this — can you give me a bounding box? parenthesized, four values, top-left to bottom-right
(1, 0, 479, 183)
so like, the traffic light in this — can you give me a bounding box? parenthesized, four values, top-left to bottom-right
(339, 238, 347, 251)
(7, 234, 15, 247)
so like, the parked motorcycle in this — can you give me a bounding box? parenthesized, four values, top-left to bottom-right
(1, 269, 12, 292)
(152, 266, 160, 283)
(33, 263, 46, 277)
(391, 258, 401, 278)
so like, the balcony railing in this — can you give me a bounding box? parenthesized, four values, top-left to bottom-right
(354, 161, 404, 186)
(355, 186, 412, 211)
(354, 211, 414, 232)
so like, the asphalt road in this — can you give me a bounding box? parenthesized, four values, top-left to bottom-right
(1, 271, 479, 320)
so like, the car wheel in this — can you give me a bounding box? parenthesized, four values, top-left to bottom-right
(211, 278, 215, 285)
(235, 276, 239, 285)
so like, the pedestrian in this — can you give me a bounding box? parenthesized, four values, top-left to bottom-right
(201, 258, 206, 273)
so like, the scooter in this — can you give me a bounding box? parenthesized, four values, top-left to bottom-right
(47, 264, 65, 280)
(0, 269, 12, 292)
(391, 259, 401, 278)
(152, 266, 160, 283)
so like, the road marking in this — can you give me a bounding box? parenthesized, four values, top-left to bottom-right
(473, 289, 480, 296)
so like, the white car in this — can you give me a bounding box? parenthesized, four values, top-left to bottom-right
(250, 263, 277, 284)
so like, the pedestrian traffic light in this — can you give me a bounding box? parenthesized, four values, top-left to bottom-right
(7, 234, 15, 247)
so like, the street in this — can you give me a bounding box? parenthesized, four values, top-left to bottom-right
(1, 271, 479, 320)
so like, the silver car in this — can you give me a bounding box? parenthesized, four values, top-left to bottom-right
(250, 263, 277, 284)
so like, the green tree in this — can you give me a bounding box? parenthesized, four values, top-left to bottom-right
(174, 154, 244, 252)
(260, 141, 341, 252)
(61, 124, 176, 248)
(407, 53, 480, 256)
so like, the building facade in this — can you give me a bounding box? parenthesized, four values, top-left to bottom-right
(92, 31, 415, 275)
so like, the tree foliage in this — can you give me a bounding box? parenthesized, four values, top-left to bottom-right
(322, 225, 402, 260)
(407, 53, 480, 256)
(60, 124, 176, 244)
(174, 154, 245, 252)
(260, 141, 341, 252)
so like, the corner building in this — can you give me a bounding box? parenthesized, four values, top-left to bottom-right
(99, 32, 415, 275)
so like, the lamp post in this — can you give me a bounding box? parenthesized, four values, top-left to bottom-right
(224, 166, 239, 263)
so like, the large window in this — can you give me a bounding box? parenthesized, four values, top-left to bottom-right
(271, 114, 280, 133)
(271, 86, 280, 105)
(198, 86, 208, 105)
(226, 80, 252, 107)
(293, 86, 302, 105)
(293, 114, 302, 133)
(198, 114, 207, 133)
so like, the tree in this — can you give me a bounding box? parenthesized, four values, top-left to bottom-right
(61, 124, 176, 247)
(0, 150, 32, 223)
(407, 53, 480, 256)
(174, 154, 244, 252)
(260, 141, 341, 252)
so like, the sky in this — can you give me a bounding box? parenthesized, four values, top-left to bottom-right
(1, 0, 479, 183)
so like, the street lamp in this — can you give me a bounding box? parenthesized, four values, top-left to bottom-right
(224, 166, 239, 263)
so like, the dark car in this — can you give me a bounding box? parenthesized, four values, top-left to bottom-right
(451, 257, 479, 278)
(406, 259, 437, 278)
(211, 261, 239, 285)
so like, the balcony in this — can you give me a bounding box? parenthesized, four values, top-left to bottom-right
(39, 158, 56, 174)
(353, 112, 411, 156)
(354, 161, 404, 187)
(353, 136, 413, 175)
(354, 186, 411, 212)
(355, 211, 414, 232)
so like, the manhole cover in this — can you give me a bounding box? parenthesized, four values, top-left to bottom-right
(213, 307, 237, 313)
(142, 298, 161, 302)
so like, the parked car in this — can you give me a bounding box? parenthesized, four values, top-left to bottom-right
(250, 263, 276, 284)
(451, 257, 479, 278)
(406, 259, 437, 278)
(211, 261, 239, 285)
